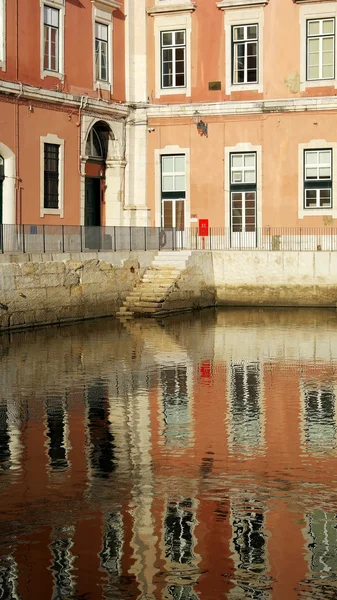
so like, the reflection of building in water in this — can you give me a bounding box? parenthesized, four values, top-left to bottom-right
(50, 527, 76, 600)
(0, 555, 19, 599)
(100, 512, 124, 575)
(228, 362, 265, 456)
(86, 380, 116, 479)
(301, 383, 337, 454)
(161, 364, 192, 446)
(45, 395, 70, 471)
(0, 400, 22, 472)
(0, 403, 10, 470)
(299, 510, 337, 597)
(229, 499, 270, 599)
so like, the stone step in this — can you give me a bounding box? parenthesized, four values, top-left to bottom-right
(127, 301, 163, 309)
(116, 310, 134, 317)
(126, 294, 166, 303)
(133, 306, 160, 314)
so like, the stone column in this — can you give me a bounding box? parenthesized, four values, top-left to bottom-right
(124, 108, 150, 226)
(105, 158, 127, 226)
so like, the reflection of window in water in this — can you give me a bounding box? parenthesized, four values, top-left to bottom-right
(308, 510, 337, 575)
(0, 555, 19, 599)
(161, 365, 190, 445)
(100, 512, 124, 575)
(231, 502, 269, 599)
(86, 381, 116, 478)
(303, 386, 336, 453)
(46, 396, 68, 470)
(167, 584, 199, 600)
(230, 363, 262, 454)
(165, 499, 194, 565)
(0, 404, 10, 470)
(50, 533, 75, 600)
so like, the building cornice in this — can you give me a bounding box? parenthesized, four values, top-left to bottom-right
(147, 96, 337, 117)
(217, 0, 268, 8)
(91, 0, 121, 12)
(147, 2, 196, 16)
(0, 80, 129, 116)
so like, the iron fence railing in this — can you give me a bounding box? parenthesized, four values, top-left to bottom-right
(1, 224, 337, 253)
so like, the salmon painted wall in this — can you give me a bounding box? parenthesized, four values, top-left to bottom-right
(147, 110, 337, 228)
(147, 0, 337, 104)
(2, 0, 125, 102)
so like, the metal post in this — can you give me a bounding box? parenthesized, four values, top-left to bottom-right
(300, 227, 302, 252)
(80, 226, 83, 252)
(209, 228, 212, 250)
(98, 226, 101, 252)
(43, 225, 46, 253)
(173, 228, 175, 251)
(129, 226, 132, 252)
(62, 225, 65, 253)
(114, 226, 116, 252)
(22, 224, 25, 253)
(144, 227, 147, 251)
(0, 224, 3, 254)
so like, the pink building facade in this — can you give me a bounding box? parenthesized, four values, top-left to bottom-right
(1, 0, 337, 245)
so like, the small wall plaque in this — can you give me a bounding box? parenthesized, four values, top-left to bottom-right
(208, 81, 221, 91)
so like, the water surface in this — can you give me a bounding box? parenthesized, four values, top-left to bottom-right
(1, 308, 337, 599)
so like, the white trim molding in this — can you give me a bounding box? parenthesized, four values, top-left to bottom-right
(92, 1, 114, 92)
(0, 0, 6, 71)
(40, 0, 65, 81)
(154, 145, 190, 228)
(224, 142, 262, 229)
(223, 6, 264, 95)
(299, 1, 337, 92)
(153, 12, 192, 98)
(148, 1, 196, 16)
(217, 0, 268, 8)
(40, 133, 65, 218)
(0, 141, 15, 225)
(298, 139, 337, 219)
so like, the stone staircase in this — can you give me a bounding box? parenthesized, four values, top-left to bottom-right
(116, 250, 192, 319)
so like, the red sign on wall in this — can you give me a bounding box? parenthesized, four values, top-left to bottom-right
(198, 219, 209, 237)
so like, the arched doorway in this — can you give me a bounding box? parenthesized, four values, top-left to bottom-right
(85, 121, 112, 228)
(0, 156, 4, 225)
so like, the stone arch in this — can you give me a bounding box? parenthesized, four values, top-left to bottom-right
(0, 142, 16, 224)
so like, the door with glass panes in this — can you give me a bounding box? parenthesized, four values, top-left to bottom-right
(230, 152, 257, 248)
(161, 155, 185, 231)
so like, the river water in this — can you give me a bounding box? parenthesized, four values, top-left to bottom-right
(1, 308, 337, 600)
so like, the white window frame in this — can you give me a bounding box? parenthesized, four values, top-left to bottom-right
(307, 18, 335, 82)
(232, 24, 259, 85)
(92, 1, 117, 91)
(299, 1, 337, 91)
(298, 140, 337, 219)
(161, 30, 186, 90)
(154, 12, 192, 98)
(95, 21, 109, 83)
(40, 134, 64, 218)
(304, 149, 332, 209)
(155, 146, 190, 227)
(40, 0, 65, 81)
(0, 0, 6, 71)
(219, 5, 264, 94)
(224, 142, 262, 229)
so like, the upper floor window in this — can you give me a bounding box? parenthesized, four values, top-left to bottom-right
(44, 143, 59, 210)
(161, 30, 186, 89)
(232, 24, 258, 85)
(0, 0, 5, 68)
(95, 22, 109, 82)
(44, 5, 59, 72)
(304, 149, 332, 209)
(307, 18, 335, 81)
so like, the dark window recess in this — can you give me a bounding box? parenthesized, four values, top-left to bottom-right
(44, 143, 59, 209)
(208, 81, 221, 90)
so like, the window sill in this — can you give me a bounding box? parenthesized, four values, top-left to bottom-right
(300, 208, 334, 217)
(217, 0, 268, 8)
(94, 80, 112, 92)
(159, 87, 188, 97)
(91, 0, 121, 12)
(302, 79, 336, 91)
(42, 69, 64, 81)
(229, 83, 262, 93)
(148, 2, 196, 15)
(41, 208, 63, 217)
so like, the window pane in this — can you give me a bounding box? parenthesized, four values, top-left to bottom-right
(308, 21, 320, 36)
(319, 167, 331, 178)
(162, 157, 173, 173)
(174, 156, 185, 173)
(320, 189, 331, 207)
(305, 190, 317, 207)
(244, 154, 255, 167)
(308, 66, 320, 79)
(174, 175, 185, 191)
(176, 200, 185, 231)
(175, 48, 184, 61)
(162, 32, 172, 46)
(162, 48, 172, 62)
(163, 74, 172, 87)
(247, 25, 258, 40)
(323, 19, 334, 35)
(233, 27, 244, 42)
(323, 64, 334, 78)
(306, 167, 318, 179)
(232, 155, 243, 168)
(232, 172, 243, 183)
(162, 176, 174, 191)
(247, 42, 257, 57)
(323, 37, 334, 52)
(308, 38, 319, 53)
(163, 201, 173, 229)
(244, 171, 255, 183)
(175, 31, 185, 45)
(306, 152, 317, 165)
(319, 151, 331, 164)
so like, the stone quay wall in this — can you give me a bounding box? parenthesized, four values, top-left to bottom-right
(1, 250, 337, 331)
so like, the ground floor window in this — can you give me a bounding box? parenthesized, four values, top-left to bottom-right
(161, 154, 185, 230)
(304, 149, 332, 209)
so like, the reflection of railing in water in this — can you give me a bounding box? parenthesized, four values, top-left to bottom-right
(3, 224, 337, 252)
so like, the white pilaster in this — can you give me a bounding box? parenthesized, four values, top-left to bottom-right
(124, 108, 150, 226)
(105, 158, 126, 226)
(125, 0, 147, 102)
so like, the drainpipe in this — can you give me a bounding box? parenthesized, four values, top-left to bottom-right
(14, 0, 22, 224)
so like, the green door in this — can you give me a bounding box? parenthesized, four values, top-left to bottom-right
(85, 177, 101, 249)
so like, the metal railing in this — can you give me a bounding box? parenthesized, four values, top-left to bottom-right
(1, 224, 337, 253)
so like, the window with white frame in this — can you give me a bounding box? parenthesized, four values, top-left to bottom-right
(307, 18, 335, 81)
(304, 149, 332, 209)
(44, 5, 59, 72)
(232, 24, 258, 85)
(0, 0, 5, 67)
(162, 155, 185, 192)
(95, 22, 109, 82)
(161, 30, 186, 89)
